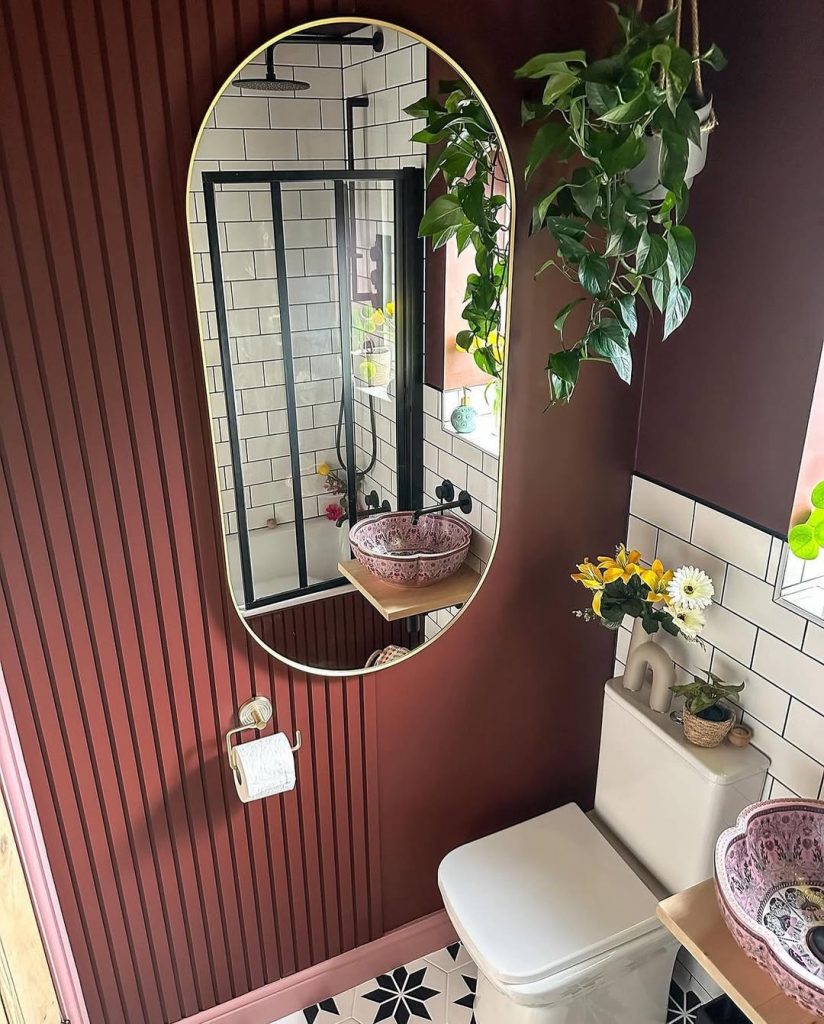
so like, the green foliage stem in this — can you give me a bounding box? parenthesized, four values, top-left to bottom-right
(671, 672, 745, 716)
(405, 82, 509, 380)
(516, 3, 725, 404)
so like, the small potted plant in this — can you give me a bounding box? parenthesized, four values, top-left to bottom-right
(351, 304, 394, 388)
(671, 672, 745, 748)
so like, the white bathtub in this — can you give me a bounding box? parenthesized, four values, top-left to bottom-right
(225, 518, 353, 611)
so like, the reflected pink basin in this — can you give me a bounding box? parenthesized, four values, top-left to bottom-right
(715, 799, 824, 1016)
(349, 511, 471, 587)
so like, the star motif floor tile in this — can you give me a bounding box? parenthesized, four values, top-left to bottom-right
(352, 958, 446, 1024)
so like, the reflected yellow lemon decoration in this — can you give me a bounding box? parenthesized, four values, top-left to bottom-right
(317, 462, 330, 476)
(358, 359, 378, 383)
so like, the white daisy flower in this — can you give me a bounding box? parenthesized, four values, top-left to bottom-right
(668, 603, 706, 639)
(667, 566, 715, 609)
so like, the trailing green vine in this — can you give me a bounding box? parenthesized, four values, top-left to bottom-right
(517, 3, 725, 403)
(405, 82, 509, 380)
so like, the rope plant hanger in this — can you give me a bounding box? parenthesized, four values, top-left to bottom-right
(514, 0, 726, 404)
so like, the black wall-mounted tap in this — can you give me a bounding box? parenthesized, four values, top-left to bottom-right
(411, 479, 472, 525)
(337, 489, 390, 526)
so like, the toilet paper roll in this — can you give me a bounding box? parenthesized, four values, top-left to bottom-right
(233, 732, 296, 803)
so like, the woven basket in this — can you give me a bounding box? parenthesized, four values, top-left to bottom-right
(682, 705, 734, 748)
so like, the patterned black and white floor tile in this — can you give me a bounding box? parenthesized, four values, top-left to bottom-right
(273, 939, 711, 1024)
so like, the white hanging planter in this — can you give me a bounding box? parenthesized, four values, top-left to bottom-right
(626, 96, 715, 200)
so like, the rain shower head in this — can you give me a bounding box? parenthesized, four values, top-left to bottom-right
(233, 45, 310, 92)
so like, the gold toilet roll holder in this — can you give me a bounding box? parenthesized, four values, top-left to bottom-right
(226, 696, 302, 780)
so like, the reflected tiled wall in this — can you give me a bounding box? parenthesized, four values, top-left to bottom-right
(189, 43, 348, 534)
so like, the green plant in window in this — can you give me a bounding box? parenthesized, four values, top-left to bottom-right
(405, 82, 509, 380)
(515, 2, 725, 404)
(788, 481, 824, 560)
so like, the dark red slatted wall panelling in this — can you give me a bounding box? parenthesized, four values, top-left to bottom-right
(1, 0, 647, 1021)
(254, 591, 418, 672)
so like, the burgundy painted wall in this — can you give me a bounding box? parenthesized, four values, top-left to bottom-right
(634, 0, 824, 534)
(1, 1, 640, 1022)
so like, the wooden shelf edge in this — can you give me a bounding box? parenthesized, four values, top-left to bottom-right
(657, 880, 819, 1024)
(338, 559, 480, 622)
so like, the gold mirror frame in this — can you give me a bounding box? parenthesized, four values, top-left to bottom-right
(186, 16, 515, 677)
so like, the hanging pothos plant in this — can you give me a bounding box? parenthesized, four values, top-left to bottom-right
(405, 82, 509, 381)
(516, 2, 725, 403)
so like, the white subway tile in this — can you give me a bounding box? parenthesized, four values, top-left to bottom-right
(283, 219, 328, 248)
(691, 503, 771, 577)
(195, 128, 246, 160)
(295, 66, 343, 98)
(745, 718, 823, 798)
(482, 453, 499, 478)
(722, 566, 806, 648)
(753, 631, 824, 711)
(236, 412, 269, 438)
(230, 278, 278, 309)
(243, 128, 298, 160)
(225, 220, 274, 251)
(784, 701, 824, 764)
(298, 131, 345, 161)
(451, 436, 484, 471)
(213, 96, 270, 128)
(300, 190, 335, 219)
(769, 778, 800, 799)
(766, 537, 783, 585)
(411, 42, 427, 81)
(480, 504, 497, 541)
(214, 191, 251, 221)
(438, 450, 468, 491)
(467, 467, 497, 511)
(630, 477, 694, 540)
(268, 97, 321, 129)
(422, 386, 440, 418)
(627, 515, 657, 561)
(220, 251, 256, 281)
(709, 650, 790, 733)
(804, 622, 824, 663)
(245, 434, 290, 460)
(700, 603, 756, 666)
(656, 531, 726, 595)
(470, 529, 493, 566)
(232, 362, 265, 389)
(226, 306, 261, 337)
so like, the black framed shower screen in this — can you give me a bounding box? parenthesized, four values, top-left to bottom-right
(202, 168, 424, 611)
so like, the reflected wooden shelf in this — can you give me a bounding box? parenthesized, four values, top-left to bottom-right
(657, 880, 819, 1024)
(338, 559, 480, 622)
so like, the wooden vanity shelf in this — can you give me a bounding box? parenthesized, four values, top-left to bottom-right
(338, 559, 480, 622)
(657, 879, 819, 1024)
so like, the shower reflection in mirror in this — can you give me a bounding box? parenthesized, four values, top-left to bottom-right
(189, 21, 511, 672)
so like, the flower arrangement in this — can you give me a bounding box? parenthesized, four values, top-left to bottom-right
(324, 502, 345, 523)
(571, 544, 714, 640)
(318, 462, 353, 524)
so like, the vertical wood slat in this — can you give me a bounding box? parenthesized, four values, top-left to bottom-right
(0, 0, 380, 1021)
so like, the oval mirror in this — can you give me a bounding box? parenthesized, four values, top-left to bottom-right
(188, 18, 513, 674)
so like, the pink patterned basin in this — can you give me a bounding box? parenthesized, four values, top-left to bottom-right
(349, 511, 471, 587)
(715, 799, 824, 1016)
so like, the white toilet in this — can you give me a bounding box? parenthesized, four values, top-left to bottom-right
(438, 677, 770, 1023)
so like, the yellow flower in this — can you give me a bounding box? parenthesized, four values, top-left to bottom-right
(371, 309, 386, 327)
(597, 544, 642, 583)
(385, 301, 395, 317)
(317, 462, 330, 477)
(592, 589, 603, 616)
(571, 560, 605, 591)
(640, 559, 674, 604)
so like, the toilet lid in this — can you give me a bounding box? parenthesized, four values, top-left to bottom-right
(438, 803, 660, 987)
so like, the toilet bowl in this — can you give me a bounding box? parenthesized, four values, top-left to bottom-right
(438, 678, 771, 1024)
(439, 803, 678, 1024)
